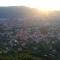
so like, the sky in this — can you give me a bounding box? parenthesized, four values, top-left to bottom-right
(0, 0, 60, 10)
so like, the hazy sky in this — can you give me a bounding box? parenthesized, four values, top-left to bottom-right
(0, 0, 60, 10)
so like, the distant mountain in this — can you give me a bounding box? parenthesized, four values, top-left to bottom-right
(0, 6, 46, 26)
(0, 6, 60, 20)
(0, 6, 60, 26)
(0, 6, 41, 19)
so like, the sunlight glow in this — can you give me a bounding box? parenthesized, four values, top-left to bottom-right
(24, 0, 60, 11)
(0, 0, 60, 11)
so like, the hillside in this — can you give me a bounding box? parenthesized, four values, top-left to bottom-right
(0, 6, 60, 60)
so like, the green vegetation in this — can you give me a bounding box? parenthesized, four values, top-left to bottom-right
(0, 52, 44, 60)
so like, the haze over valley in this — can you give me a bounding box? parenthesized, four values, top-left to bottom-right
(0, 6, 60, 60)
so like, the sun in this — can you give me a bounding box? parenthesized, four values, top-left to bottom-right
(36, 9, 49, 17)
